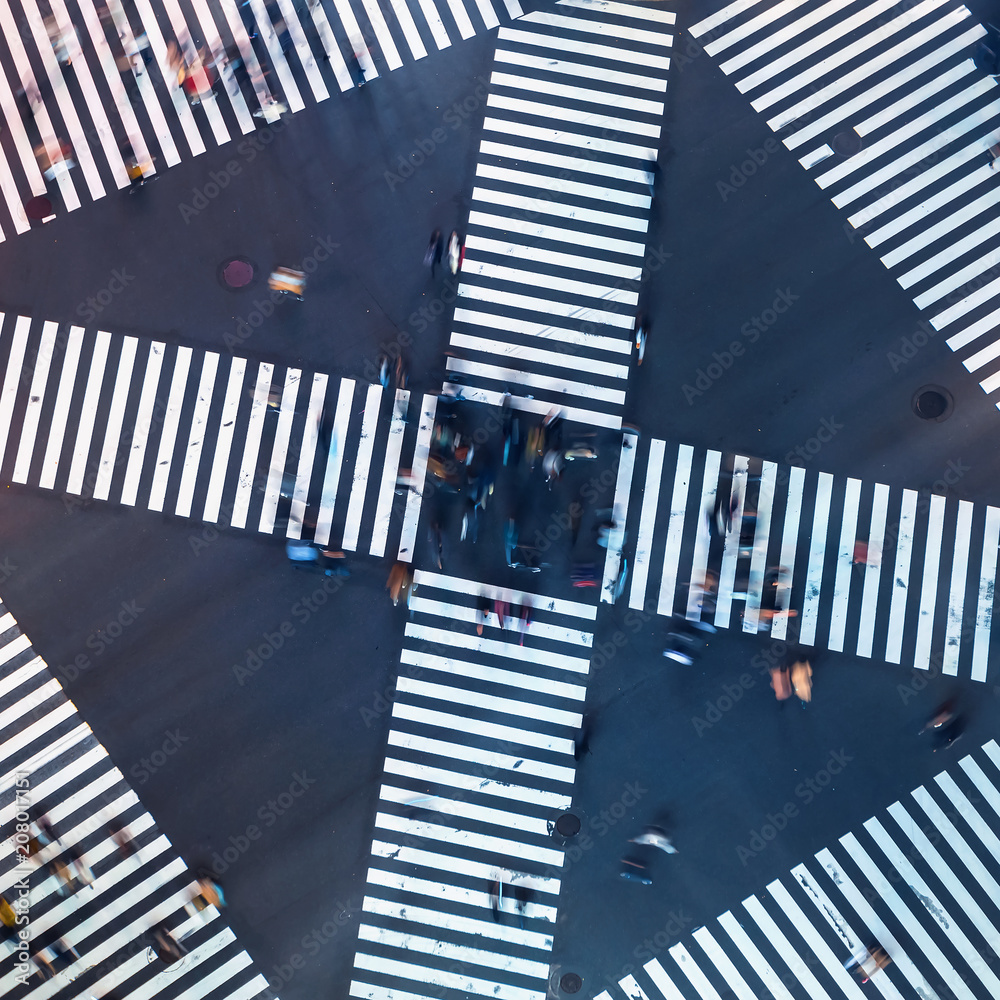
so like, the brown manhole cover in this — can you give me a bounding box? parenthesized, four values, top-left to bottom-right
(555, 813, 581, 837)
(912, 385, 953, 421)
(25, 196, 53, 220)
(218, 256, 256, 289)
(560, 972, 583, 993)
(832, 130, 862, 156)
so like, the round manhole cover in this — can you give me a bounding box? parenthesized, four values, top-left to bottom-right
(560, 972, 583, 994)
(912, 385, 953, 422)
(832, 130, 862, 156)
(555, 813, 581, 837)
(25, 196, 52, 220)
(218, 256, 256, 289)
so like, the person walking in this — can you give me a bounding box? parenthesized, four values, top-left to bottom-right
(791, 659, 812, 705)
(424, 230, 443, 276)
(770, 664, 792, 702)
(629, 826, 677, 854)
(447, 230, 463, 274)
(386, 563, 412, 606)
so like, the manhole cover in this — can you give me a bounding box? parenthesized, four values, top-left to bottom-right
(912, 385, 953, 422)
(560, 972, 583, 994)
(25, 196, 52, 220)
(218, 256, 256, 289)
(555, 813, 581, 837)
(832, 130, 862, 156)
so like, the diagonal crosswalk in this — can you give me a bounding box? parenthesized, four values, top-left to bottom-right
(350, 570, 597, 1000)
(0, 602, 273, 1000)
(0, 311, 436, 561)
(596, 738, 1000, 1000)
(605, 435, 998, 682)
(0, 0, 523, 239)
(688, 0, 1000, 411)
(442, 0, 676, 430)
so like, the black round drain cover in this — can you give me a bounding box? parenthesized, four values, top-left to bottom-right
(560, 972, 583, 993)
(555, 813, 581, 837)
(832, 130, 862, 156)
(912, 385, 953, 421)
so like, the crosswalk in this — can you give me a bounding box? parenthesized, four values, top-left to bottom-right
(350, 570, 597, 1000)
(0, 601, 272, 1000)
(0, 0, 522, 239)
(442, 0, 676, 430)
(689, 0, 1000, 410)
(0, 311, 437, 561)
(597, 737, 1000, 1000)
(606, 434, 998, 682)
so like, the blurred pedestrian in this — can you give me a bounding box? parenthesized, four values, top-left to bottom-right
(619, 856, 652, 885)
(428, 521, 443, 569)
(574, 715, 592, 760)
(268, 266, 306, 300)
(493, 597, 509, 630)
(770, 665, 792, 702)
(791, 659, 812, 704)
(488, 878, 501, 922)
(447, 230, 463, 274)
(630, 825, 677, 854)
(386, 562, 412, 606)
(476, 593, 490, 636)
(424, 229, 443, 276)
(152, 923, 187, 964)
(349, 50, 366, 87)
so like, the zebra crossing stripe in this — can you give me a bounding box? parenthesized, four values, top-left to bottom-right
(289, 373, 327, 539)
(314, 376, 354, 547)
(93, 335, 138, 501)
(657, 443, 693, 618)
(630, 438, 664, 610)
(398, 394, 437, 561)
(145, 345, 190, 511)
(12, 320, 58, 483)
(120, 341, 167, 506)
(175, 351, 220, 519)
(370, 389, 409, 557)
(230, 362, 273, 530)
(686, 450, 720, 620)
(856, 482, 889, 659)
(259, 367, 302, 534)
(714, 454, 749, 628)
(799, 471, 833, 647)
(342, 383, 383, 551)
(743, 461, 776, 634)
(716, 910, 796, 1000)
(203, 356, 247, 524)
(827, 477, 861, 653)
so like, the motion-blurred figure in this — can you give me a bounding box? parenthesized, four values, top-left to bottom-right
(920, 699, 965, 751)
(791, 659, 812, 704)
(386, 562, 412, 606)
(630, 825, 677, 855)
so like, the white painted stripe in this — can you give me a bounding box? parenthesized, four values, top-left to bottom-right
(342, 383, 384, 551)
(486, 93, 661, 140)
(398, 394, 438, 561)
(489, 71, 664, 118)
(147, 347, 192, 512)
(887, 798, 1000, 960)
(784, 31, 980, 149)
(817, 849, 942, 999)
(690, 0, 762, 37)
(601, 431, 637, 603)
(352, 953, 544, 1000)
(692, 927, 756, 1000)
(560, 0, 674, 23)
(0, 315, 28, 471)
(288, 373, 327, 539)
(38, 326, 84, 490)
(391, 0, 428, 58)
(932, 273, 1000, 332)
(366, 867, 556, 925)
(743, 461, 777, 634)
(0, 678, 62, 730)
(478, 138, 651, 186)
(358, 0, 403, 69)
(494, 47, 667, 93)
(464, 257, 638, 302)
(885, 489, 918, 663)
(482, 114, 656, 162)
(391, 701, 574, 755)
(856, 483, 889, 658)
(717, 911, 797, 1000)
(92, 336, 138, 501)
(686, 450, 721, 619)
(314, 378, 354, 547)
(913, 494, 946, 671)
(446, 356, 626, 406)
(464, 233, 643, 281)
(749, 0, 952, 109)
(828, 478, 862, 652)
(959, 310, 1000, 364)
(202, 357, 247, 524)
(499, 28, 671, 72)
(0, 35, 46, 205)
(303, 0, 352, 90)
(942, 500, 973, 676)
(773, 873, 875, 999)
(0, 699, 77, 768)
(362, 894, 551, 951)
(413, 0, 450, 50)
(413, 569, 595, 619)
(937, 770, 1000, 864)
(247, 0, 305, 111)
(618, 977, 651, 1000)
(657, 443, 694, 617)
(383, 755, 571, 809)
(529, 9, 673, 47)
(404, 622, 590, 672)
(12, 321, 58, 483)
(972, 506, 1000, 682)
(899, 216, 1000, 291)
(374, 810, 564, 865)
(259, 368, 302, 534)
(630, 439, 665, 610)
(218, 0, 283, 109)
(644, 959, 688, 1000)
(120, 342, 166, 506)
(475, 162, 650, 214)
(175, 352, 219, 518)
(386, 730, 575, 784)
(0, 633, 31, 671)
(798, 145, 834, 169)
(445, 382, 623, 430)
(454, 305, 631, 354)
(273, 0, 330, 102)
(714, 455, 749, 628)
(379, 782, 550, 838)
(188, 0, 254, 134)
(370, 389, 409, 557)
(0, 655, 45, 701)
(706, 0, 800, 56)
(395, 675, 580, 727)
(405, 598, 591, 646)
(450, 332, 628, 379)
(844, 831, 976, 999)
(230, 362, 273, 530)
(797, 472, 832, 646)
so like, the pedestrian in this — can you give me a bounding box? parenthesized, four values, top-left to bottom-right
(770, 665, 792, 702)
(853, 540, 880, 566)
(630, 825, 677, 854)
(791, 659, 812, 704)
(428, 521, 443, 569)
(110, 821, 136, 860)
(518, 600, 532, 645)
(268, 266, 306, 300)
(49, 858, 76, 895)
(619, 856, 652, 885)
(64, 841, 94, 886)
(386, 562, 412, 606)
(349, 49, 366, 88)
(447, 230, 463, 274)
(476, 593, 490, 636)
(493, 598, 508, 630)
(152, 923, 187, 964)
(488, 878, 501, 922)
(424, 230, 443, 276)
